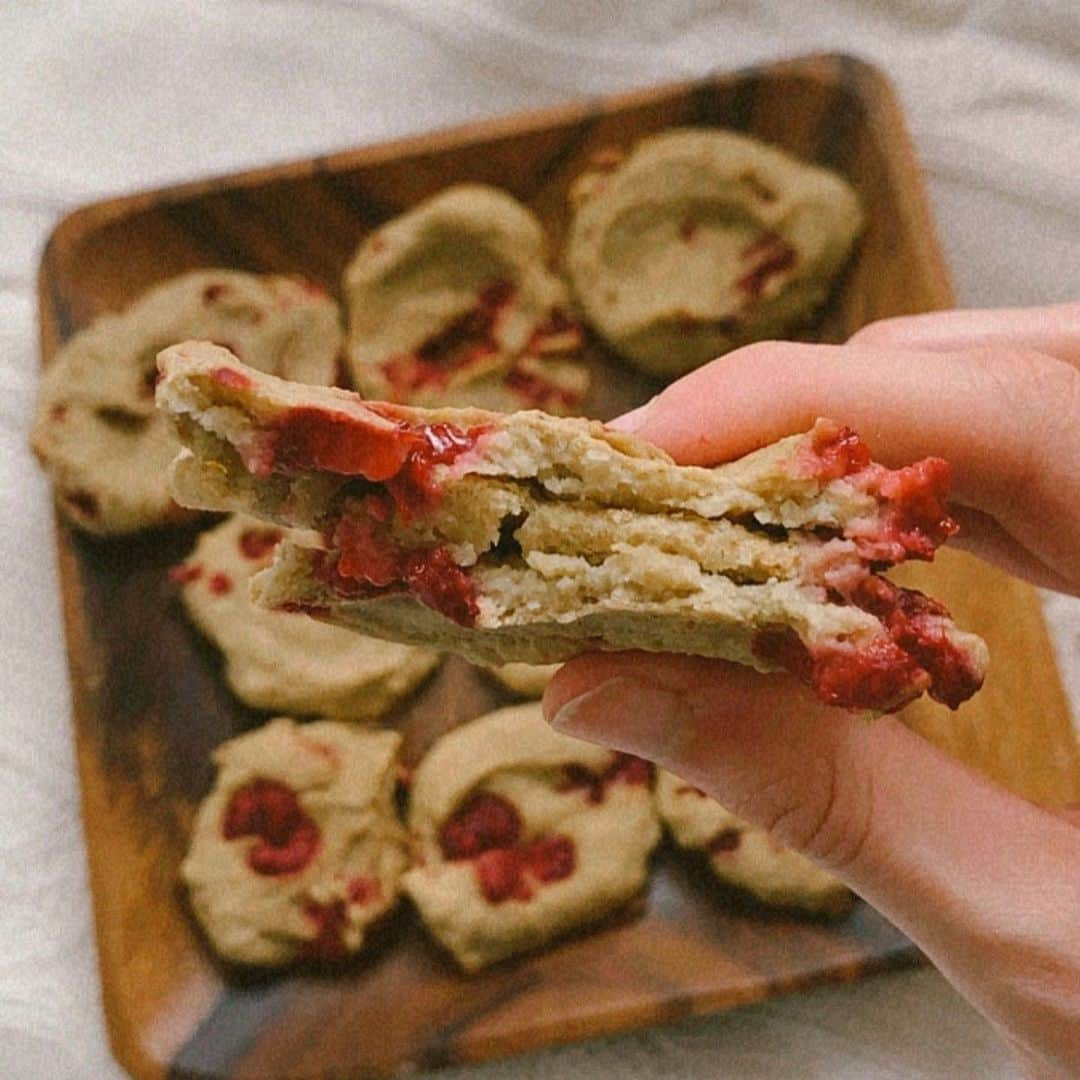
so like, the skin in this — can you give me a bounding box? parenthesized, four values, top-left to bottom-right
(543, 303, 1080, 1079)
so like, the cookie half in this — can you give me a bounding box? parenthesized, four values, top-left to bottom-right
(181, 717, 407, 966)
(175, 514, 439, 718)
(565, 129, 863, 377)
(343, 184, 588, 414)
(156, 345, 988, 713)
(402, 703, 659, 970)
(32, 270, 341, 534)
(655, 770, 850, 916)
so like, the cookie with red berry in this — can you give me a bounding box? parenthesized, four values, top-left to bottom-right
(343, 185, 588, 414)
(655, 770, 850, 916)
(31, 270, 341, 534)
(175, 514, 438, 718)
(181, 717, 406, 966)
(402, 703, 659, 970)
(565, 129, 862, 377)
(156, 344, 988, 714)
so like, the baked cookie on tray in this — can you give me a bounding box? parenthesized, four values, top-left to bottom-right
(564, 129, 863, 377)
(654, 770, 851, 917)
(343, 184, 588, 414)
(402, 703, 659, 970)
(174, 514, 439, 718)
(181, 717, 408, 967)
(31, 270, 341, 534)
(156, 344, 988, 715)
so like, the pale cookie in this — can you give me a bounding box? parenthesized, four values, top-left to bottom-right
(484, 663, 560, 698)
(32, 270, 342, 534)
(157, 346, 988, 713)
(403, 703, 659, 970)
(343, 184, 588, 414)
(565, 129, 863, 377)
(654, 770, 851, 916)
(175, 514, 439, 718)
(181, 717, 407, 966)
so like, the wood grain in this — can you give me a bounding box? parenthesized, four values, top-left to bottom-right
(37, 53, 1076, 1080)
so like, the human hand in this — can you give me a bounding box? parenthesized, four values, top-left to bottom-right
(543, 303, 1080, 1078)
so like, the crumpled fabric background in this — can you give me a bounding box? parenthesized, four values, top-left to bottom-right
(1, 2, 1077, 1078)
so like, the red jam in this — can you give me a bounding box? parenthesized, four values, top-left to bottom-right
(736, 233, 797, 299)
(708, 828, 743, 854)
(523, 307, 584, 356)
(380, 279, 516, 395)
(210, 366, 252, 390)
(238, 526, 283, 560)
(794, 421, 958, 564)
(300, 898, 348, 961)
(223, 779, 322, 876)
(208, 571, 233, 595)
(168, 561, 202, 584)
(504, 368, 582, 412)
(401, 547, 480, 626)
(524, 835, 576, 884)
(561, 753, 653, 804)
(347, 875, 383, 906)
(439, 792, 522, 860)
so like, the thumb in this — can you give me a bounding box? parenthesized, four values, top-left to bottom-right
(543, 651, 1080, 1075)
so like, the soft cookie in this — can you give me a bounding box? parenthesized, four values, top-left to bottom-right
(32, 269, 341, 533)
(175, 514, 439, 718)
(343, 185, 588, 414)
(181, 717, 407, 966)
(402, 703, 660, 970)
(655, 770, 851, 916)
(564, 129, 863, 377)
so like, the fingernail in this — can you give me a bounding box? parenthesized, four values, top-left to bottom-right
(607, 399, 656, 433)
(549, 676, 692, 764)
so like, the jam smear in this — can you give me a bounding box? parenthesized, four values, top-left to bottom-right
(168, 561, 203, 584)
(439, 792, 522, 860)
(300, 898, 348, 961)
(505, 368, 581, 412)
(474, 848, 533, 903)
(210, 365, 251, 390)
(223, 778, 322, 876)
(708, 828, 743, 854)
(523, 308, 583, 356)
(208, 571, 233, 595)
(796, 422, 872, 482)
(736, 233, 797, 299)
(561, 753, 653, 804)
(402, 547, 479, 626)
(524, 835, 576, 884)
(238, 526, 283, 560)
(347, 875, 383, 906)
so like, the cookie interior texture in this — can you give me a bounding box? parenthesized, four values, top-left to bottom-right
(564, 128, 863, 377)
(157, 344, 988, 714)
(31, 269, 342, 534)
(403, 703, 660, 970)
(343, 184, 589, 414)
(654, 770, 850, 917)
(175, 513, 440, 718)
(181, 717, 408, 966)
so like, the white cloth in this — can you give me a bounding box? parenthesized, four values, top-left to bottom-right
(1, 3, 1077, 1078)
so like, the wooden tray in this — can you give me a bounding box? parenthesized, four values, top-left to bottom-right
(39, 53, 1079, 1080)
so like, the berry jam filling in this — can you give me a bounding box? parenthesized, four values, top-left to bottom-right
(210, 365, 252, 391)
(222, 778, 322, 876)
(505, 368, 582, 412)
(380, 279, 516, 394)
(168, 561, 203, 584)
(439, 792, 522, 860)
(300, 898, 348, 961)
(794, 421, 958, 564)
(560, 753, 654, 804)
(753, 568, 983, 712)
(708, 828, 743, 854)
(238, 526, 283, 560)
(316, 506, 480, 627)
(208, 571, 233, 595)
(347, 875, 383, 906)
(523, 307, 583, 356)
(736, 233, 797, 299)
(438, 791, 577, 904)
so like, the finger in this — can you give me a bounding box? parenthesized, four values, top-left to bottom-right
(543, 651, 1080, 1070)
(848, 302, 1080, 367)
(948, 505, 1079, 596)
(608, 341, 1080, 588)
